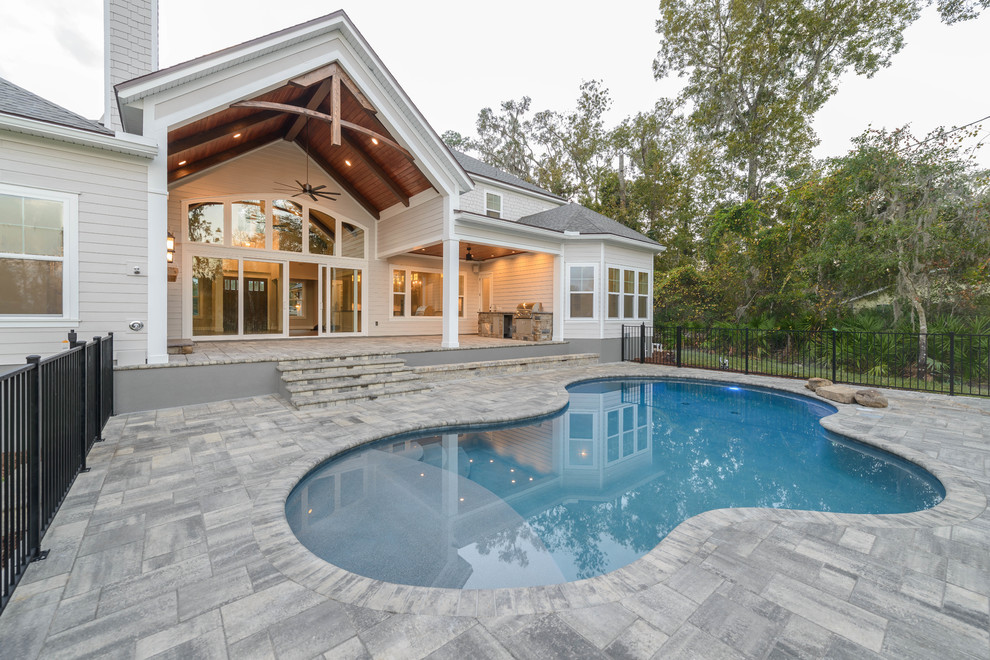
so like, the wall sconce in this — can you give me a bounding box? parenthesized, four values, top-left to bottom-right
(166, 232, 175, 263)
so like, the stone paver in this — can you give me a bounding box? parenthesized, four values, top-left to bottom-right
(1, 363, 988, 659)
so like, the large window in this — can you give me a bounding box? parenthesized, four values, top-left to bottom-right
(568, 265, 596, 319)
(390, 267, 464, 317)
(184, 197, 365, 259)
(0, 185, 77, 321)
(607, 266, 651, 320)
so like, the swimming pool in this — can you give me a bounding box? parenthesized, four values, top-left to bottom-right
(285, 378, 944, 589)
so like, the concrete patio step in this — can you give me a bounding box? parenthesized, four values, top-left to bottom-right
(413, 352, 600, 381)
(286, 371, 423, 397)
(279, 362, 409, 383)
(278, 353, 430, 409)
(292, 380, 433, 409)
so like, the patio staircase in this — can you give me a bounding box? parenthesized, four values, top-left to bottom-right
(277, 354, 431, 409)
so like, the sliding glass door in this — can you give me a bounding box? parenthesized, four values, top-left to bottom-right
(327, 267, 362, 334)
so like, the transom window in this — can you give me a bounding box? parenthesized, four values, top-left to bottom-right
(184, 196, 365, 259)
(0, 184, 78, 321)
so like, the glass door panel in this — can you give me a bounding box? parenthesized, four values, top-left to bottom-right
(289, 261, 319, 336)
(192, 257, 239, 336)
(329, 268, 362, 333)
(243, 260, 283, 334)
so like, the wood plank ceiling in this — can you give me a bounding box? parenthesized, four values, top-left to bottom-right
(166, 63, 435, 219)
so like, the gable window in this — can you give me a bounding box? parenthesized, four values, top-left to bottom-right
(485, 191, 502, 218)
(0, 185, 78, 321)
(568, 265, 596, 319)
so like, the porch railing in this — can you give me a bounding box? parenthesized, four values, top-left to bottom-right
(1, 332, 114, 615)
(622, 324, 990, 398)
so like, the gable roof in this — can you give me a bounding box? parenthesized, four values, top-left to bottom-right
(451, 150, 565, 201)
(518, 203, 661, 247)
(0, 77, 112, 136)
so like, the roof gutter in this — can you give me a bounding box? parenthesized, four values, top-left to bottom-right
(0, 114, 159, 158)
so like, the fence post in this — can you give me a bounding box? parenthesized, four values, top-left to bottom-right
(107, 332, 114, 417)
(949, 332, 955, 396)
(93, 336, 103, 441)
(831, 329, 838, 383)
(25, 355, 41, 561)
(676, 326, 682, 368)
(70, 332, 88, 472)
(745, 328, 750, 375)
(640, 323, 646, 364)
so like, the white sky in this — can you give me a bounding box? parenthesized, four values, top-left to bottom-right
(1, 1, 987, 166)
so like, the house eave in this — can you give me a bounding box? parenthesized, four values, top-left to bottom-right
(0, 114, 159, 158)
(455, 210, 665, 253)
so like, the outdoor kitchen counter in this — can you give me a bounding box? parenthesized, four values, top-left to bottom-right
(478, 311, 553, 341)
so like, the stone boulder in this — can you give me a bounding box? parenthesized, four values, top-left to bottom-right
(806, 377, 833, 392)
(855, 389, 888, 408)
(815, 384, 859, 404)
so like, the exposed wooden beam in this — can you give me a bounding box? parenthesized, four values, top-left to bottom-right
(284, 79, 333, 142)
(330, 74, 342, 146)
(305, 147, 381, 220)
(340, 134, 409, 207)
(169, 135, 273, 183)
(170, 111, 282, 154)
(230, 100, 413, 160)
(290, 62, 376, 113)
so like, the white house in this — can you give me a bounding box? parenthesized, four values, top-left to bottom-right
(0, 3, 661, 375)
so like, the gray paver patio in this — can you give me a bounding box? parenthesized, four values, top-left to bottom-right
(1, 363, 988, 659)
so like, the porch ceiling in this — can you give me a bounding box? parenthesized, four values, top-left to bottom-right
(166, 63, 435, 219)
(411, 243, 529, 261)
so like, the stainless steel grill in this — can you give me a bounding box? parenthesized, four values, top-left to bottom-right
(514, 302, 543, 319)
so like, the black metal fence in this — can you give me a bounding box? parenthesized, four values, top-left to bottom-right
(1, 332, 114, 615)
(622, 324, 990, 398)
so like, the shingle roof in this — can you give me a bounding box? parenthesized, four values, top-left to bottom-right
(451, 150, 565, 200)
(0, 77, 112, 135)
(518, 202, 661, 247)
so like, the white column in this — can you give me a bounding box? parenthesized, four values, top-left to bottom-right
(145, 115, 169, 364)
(441, 237, 460, 348)
(553, 253, 565, 341)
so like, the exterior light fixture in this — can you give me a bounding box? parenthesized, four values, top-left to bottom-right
(233, 133, 242, 139)
(178, 160, 187, 166)
(166, 232, 175, 263)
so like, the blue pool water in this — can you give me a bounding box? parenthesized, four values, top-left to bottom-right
(285, 379, 944, 589)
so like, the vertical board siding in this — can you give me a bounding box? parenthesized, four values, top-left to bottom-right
(0, 133, 149, 365)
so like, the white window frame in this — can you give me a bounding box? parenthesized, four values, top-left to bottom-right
(389, 265, 464, 319)
(484, 190, 503, 218)
(607, 267, 621, 320)
(566, 263, 598, 321)
(606, 264, 651, 320)
(0, 183, 79, 326)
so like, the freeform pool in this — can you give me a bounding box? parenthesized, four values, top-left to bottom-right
(285, 378, 944, 589)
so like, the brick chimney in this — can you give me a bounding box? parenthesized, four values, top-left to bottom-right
(103, 0, 158, 132)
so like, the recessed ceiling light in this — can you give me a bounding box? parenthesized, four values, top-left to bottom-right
(345, 159, 352, 166)
(178, 160, 187, 166)
(233, 133, 242, 138)
(371, 137, 379, 145)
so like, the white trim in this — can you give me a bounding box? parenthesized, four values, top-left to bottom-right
(0, 114, 158, 158)
(0, 183, 79, 325)
(468, 172, 565, 205)
(566, 263, 598, 322)
(455, 210, 662, 253)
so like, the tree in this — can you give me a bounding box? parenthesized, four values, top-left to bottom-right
(472, 97, 538, 182)
(654, 0, 987, 201)
(800, 126, 990, 372)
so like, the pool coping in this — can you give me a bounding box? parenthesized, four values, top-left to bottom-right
(250, 366, 988, 617)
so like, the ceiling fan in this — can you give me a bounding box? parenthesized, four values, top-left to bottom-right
(275, 119, 341, 202)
